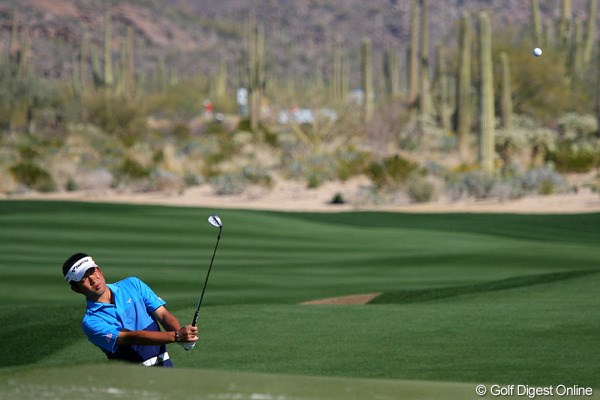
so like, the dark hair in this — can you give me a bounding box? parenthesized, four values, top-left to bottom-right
(62, 252, 89, 279)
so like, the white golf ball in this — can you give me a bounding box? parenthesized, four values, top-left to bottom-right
(533, 47, 542, 57)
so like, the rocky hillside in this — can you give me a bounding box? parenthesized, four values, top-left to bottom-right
(0, 0, 596, 83)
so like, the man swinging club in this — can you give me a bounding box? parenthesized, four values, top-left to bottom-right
(63, 253, 198, 367)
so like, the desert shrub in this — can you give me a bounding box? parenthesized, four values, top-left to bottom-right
(503, 41, 589, 123)
(9, 162, 55, 192)
(115, 157, 151, 181)
(407, 174, 436, 203)
(446, 166, 567, 201)
(557, 113, 598, 141)
(85, 93, 147, 146)
(335, 147, 372, 181)
(183, 171, 201, 187)
(210, 172, 245, 195)
(205, 133, 240, 164)
(517, 167, 567, 195)
(242, 165, 273, 189)
(367, 154, 421, 189)
(147, 170, 184, 193)
(526, 127, 557, 167)
(171, 123, 191, 140)
(546, 143, 599, 173)
(65, 177, 78, 191)
(495, 128, 528, 166)
(446, 170, 496, 200)
(329, 192, 346, 204)
(283, 153, 337, 189)
(210, 165, 273, 195)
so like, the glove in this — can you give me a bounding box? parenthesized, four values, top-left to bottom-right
(178, 341, 196, 351)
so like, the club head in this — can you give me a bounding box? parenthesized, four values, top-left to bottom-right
(208, 214, 223, 228)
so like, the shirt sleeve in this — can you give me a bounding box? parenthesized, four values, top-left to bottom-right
(131, 277, 166, 314)
(82, 316, 121, 353)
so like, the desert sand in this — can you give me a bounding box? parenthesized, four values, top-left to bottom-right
(3, 177, 600, 214)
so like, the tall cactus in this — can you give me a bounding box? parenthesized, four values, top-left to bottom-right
(361, 37, 373, 123)
(407, 0, 420, 118)
(434, 43, 451, 132)
(331, 42, 343, 102)
(214, 58, 227, 100)
(246, 20, 266, 132)
(124, 26, 135, 100)
(156, 55, 167, 92)
(544, 20, 555, 50)
(478, 12, 495, 174)
(531, 0, 543, 47)
(583, 0, 597, 67)
(103, 14, 114, 87)
(80, 27, 90, 92)
(91, 43, 103, 89)
(457, 11, 472, 160)
(10, 9, 20, 64)
(499, 52, 512, 131)
(383, 43, 400, 101)
(571, 19, 584, 81)
(558, 0, 572, 50)
(419, 0, 432, 117)
(19, 28, 32, 77)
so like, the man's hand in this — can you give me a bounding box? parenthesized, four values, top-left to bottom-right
(176, 325, 198, 342)
(175, 325, 198, 350)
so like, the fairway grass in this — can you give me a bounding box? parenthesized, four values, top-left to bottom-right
(0, 200, 599, 398)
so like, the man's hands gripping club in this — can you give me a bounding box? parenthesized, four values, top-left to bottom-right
(175, 325, 198, 351)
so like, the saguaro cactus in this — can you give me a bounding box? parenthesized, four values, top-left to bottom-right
(361, 37, 373, 123)
(583, 0, 597, 67)
(558, 0, 572, 50)
(80, 27, 90, 92)
(247, 22, 266, 132)
(419, 0, 432, 117)
(531, 0, 543, 47)
(478, 12, 495, 174)
(499, 52, 512, 131)
(19, 28, 32, 77)
(10, 10, 20, 64)
(383, 44, 400, 101)
(544, 20, 555, 50)
(457, 11, 472, 160)
(571, 19, 584, 81)
(125, 26, 135, 100)
(331, 42, 342, 102)
(407, 0, 420, 117)
(103, 14, 114, 87)
(434, 43, 451, 132)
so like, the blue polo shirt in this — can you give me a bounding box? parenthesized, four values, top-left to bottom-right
(82, 276, 173, 367)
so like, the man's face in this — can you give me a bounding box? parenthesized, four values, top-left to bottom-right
(73, 267, 107, 301)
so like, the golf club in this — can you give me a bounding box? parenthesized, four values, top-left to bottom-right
(191, 214, 223, 327)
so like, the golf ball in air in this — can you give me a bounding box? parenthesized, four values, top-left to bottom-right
(533, 47, 542, 57)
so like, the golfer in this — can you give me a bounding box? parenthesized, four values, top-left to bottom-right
(63, 252, 198, 367)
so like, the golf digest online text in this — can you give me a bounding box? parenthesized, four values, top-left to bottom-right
(475, 384, 594, 398)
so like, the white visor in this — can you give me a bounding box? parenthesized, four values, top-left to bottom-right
(65, 256, 97, 283)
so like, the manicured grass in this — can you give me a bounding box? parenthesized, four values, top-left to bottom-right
(0, 200, 599, 395)
(0, 363, 475, 400)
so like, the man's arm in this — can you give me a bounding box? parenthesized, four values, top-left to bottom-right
(116, 329, 177, 346)
(154, 305, 198, 342)
(115, 306, 198, 346)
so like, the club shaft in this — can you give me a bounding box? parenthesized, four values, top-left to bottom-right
(192, 229, 221, 326)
